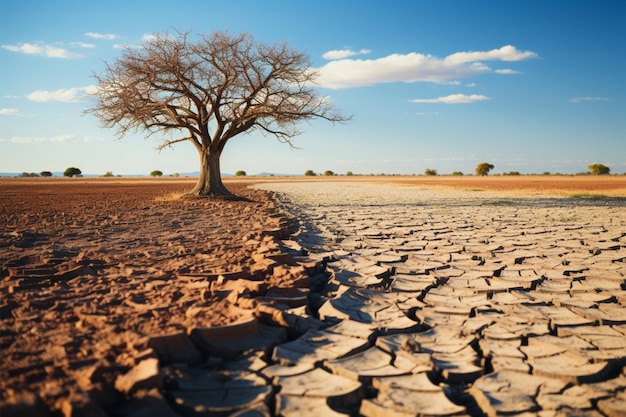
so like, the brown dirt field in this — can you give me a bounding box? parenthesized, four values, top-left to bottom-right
(1, 175, 624, 414)
(1, 178, 292, 413)
(228, 174, 626, 197)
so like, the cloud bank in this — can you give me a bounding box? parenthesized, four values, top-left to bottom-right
(316, 45, 537, 89)
(10, 135, 76, 144)
(26, 86, 95, 103)
(570, 96, 610, 103)
(0, 108, 21, 116)
(323, 48, 372, 60)
(411, 94, 489, 104)
(2, 42, 83, 58)
(85, 32, 119, 40)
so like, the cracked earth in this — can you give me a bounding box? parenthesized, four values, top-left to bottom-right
(2, 177, 626, 416)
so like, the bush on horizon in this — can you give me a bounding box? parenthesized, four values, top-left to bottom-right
(235, 170, 247, 176)
(150, 170, 163, 177)
(588, 163, 610, 175)
(64, 167, 82, 177)
(475, 163, 494, 176)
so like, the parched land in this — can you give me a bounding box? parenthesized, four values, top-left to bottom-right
(1, 175, 625, 416)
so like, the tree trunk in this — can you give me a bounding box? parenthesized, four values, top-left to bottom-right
(189, 148, 234, 197)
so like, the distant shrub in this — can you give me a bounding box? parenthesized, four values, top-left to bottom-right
(235, 170, 247, 176)
(451, 171, 464, 176)
(588, 163, 610, 175)
(424, 168, 437, 176)
(64, 167, 82, 177)
(40, 171, 52, 177)
(346, 171, 354, 176)
(101, 171, 114, 177)
(475, 163, 494, 176)
(304, 170, 316, 176)
(324, 170, 334, 176)
(504, 171, 521, 176)
(150, 170, 163, 177)
(21, 172, 39, 177)
(170, 172, 180, 177)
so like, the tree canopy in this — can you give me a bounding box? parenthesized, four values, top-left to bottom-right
(88, 29, 348, 197)
(64, 167, 82, 177)
(588, 163, 610, 175)
(475, 163, 494, 176)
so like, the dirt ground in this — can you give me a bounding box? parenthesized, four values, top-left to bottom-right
(1, 178, 291, 414)
(1, 175, 624, 415)
(240, 174, 626, 197)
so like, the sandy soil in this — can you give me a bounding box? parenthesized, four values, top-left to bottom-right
(237, 174, 626, 197)
(1, 175, 624, 415)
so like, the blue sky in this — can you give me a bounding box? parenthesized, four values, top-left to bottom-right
(1, 0, 624, 176)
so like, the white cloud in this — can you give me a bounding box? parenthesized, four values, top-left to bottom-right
(495, 69, 521, 74)
(11, 135, 76, 143)
(70, 41, 96, 49)
(82, 85, 100, 96)
(26, 86, 95, 103)
(85, 32, 118, 40)
(415, 112, 440, 116)
(0, 108, 21, 116)
(322, 48, 371, 60)
(411, 94, 489, 104)
(315, 45, 537, 89)
(444, 45, 538, 64)
(2, 42, 83, 58)
(570, 96, 610, 103)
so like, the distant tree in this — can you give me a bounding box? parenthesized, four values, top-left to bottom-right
(588, 163, 610, 175)
(150, 170, 164, 177)
(64, 167, 82, 177)
(451, 171, 464, 176)
(475, 163, 494, 176)
(101, 171, 114, 177)
(171, 172, 180, 177)
(88, 29, 348, 198)
(40, 171, 52, 177)
(304, 170, 316, 176)
(324, 170, 335, 176)
(424, 168, 437, 176)
(235, 170, 247, 176)
(346, 171, 354, 176)
(21, 172, 39, 177)
(504, 171, 520, 176)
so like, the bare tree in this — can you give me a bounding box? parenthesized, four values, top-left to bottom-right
(87, 30, 349, 197)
